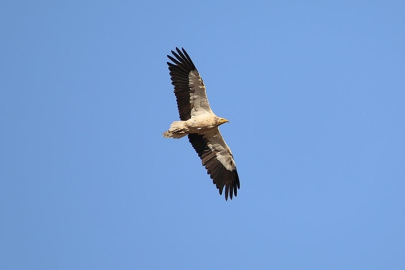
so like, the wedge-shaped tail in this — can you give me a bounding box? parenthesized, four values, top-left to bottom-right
(163, 121, 188, 139)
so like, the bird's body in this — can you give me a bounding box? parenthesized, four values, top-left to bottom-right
(163, 116, 228, 139)
(163, 48, 240, 200)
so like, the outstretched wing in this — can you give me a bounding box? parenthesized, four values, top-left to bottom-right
(188, 128, 240, 200)
(167, 47, 214, 121)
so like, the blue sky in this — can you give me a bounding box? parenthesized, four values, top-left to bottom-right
(1, 1, 404, 269)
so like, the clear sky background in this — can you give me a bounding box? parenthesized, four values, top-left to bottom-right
(1, 1, 404, 270)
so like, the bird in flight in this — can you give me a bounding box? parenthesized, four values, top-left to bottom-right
(163, 48, 240, 200)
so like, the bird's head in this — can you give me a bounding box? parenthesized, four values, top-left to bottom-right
(217, 117, 229, 126)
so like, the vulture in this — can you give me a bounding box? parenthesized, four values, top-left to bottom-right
(163, 47, 240, 200)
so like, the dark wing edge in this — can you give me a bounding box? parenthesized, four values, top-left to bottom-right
(167, 48, 198, 121)
(188, 133, 240, 200)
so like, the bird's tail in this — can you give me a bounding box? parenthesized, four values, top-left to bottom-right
(163, 121, 188, 139)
